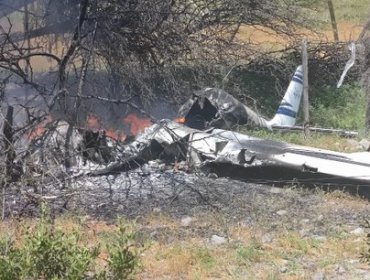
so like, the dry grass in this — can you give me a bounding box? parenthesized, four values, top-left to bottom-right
(0, 187, 369, 280)
(236, 22, 362, 48)
(137, 210, 369, 279)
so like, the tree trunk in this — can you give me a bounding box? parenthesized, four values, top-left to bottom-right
(2, 106, 15, 219)
(327, 0, 339, 41)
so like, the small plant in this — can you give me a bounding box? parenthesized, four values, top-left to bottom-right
(0, 205, 99, 280)
(236, 238, 263, 265)
(360, 219, 370, 264)
(0, 236, 23, 280)
(194, 247, 215, 269)
(0, 205, 141, 280)
(98, 220, 141, 280)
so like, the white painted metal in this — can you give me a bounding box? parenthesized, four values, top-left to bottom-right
(268, 66, 304, 127)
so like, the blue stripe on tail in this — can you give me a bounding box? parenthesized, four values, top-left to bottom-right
(277, 107, 297, 118)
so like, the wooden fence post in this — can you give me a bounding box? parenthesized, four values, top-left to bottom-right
(327, 0, 339, 41)
(302, 39, 310, 138)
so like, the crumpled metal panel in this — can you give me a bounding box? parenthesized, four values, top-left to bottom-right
(178, 88, 269, 130)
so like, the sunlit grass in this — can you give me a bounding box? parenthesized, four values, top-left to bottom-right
(0, 203, 368, 280)
(331, 0, 370, 23)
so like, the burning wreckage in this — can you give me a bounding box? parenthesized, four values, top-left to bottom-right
(80, 65, 370, 192)
(2, 65, 370, 215)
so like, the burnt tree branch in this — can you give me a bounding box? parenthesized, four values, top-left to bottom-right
(2, 105, 15, 219)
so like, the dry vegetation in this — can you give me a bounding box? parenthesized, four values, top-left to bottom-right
(1, 189, 369, 279)
(133, 190, 370, 279)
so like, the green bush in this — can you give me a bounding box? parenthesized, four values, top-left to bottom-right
(99, 221, 141, 280)
(361, 219, 370, 264)
(310, 84, 365, 130)
(0, 206, 141, 280)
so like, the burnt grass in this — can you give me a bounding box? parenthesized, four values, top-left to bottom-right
(5, 167, 369, 235)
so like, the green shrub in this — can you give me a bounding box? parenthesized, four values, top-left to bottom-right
(235, 238, 263, 265)
(361, 219, 370, 264)
(98, 220, 141, 280)
(0, 206, 141, 280)
(310, 84, 365, 130)
(194, 247, 215, 269)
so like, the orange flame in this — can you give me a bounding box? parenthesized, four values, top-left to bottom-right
(174, 117, 185, 124)
(122, 114, 152, 135)
(26, 115, 53, 140)
(25, 113, 151, 142)
(86, 114, 128, 142)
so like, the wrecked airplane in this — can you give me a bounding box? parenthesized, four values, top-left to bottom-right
(177, 66, 304, 130)
(3, 64, 370, 205)
(114, 120, 370, 192)
(62, 117, 370, 193)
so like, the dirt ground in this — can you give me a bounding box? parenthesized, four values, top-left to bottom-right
(133, 182, 370, 279)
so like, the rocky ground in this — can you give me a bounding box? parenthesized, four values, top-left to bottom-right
(134, 179, 370, 280)
(4, 162, 369, 279)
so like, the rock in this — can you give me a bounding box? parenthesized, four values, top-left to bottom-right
(280, 267, 288, 273)
(335, 265, 346, 274)
(312, 235, 327, 242)
(350, 227, 364, 235)
(180, 216, 194, 227)
(345, 139, 360, 151)
(360, 139, 370, 151)
(299, 229, 309, 238)
(317, 215, 324, 222)
(210, 235, 227, 245)
(301, 219, 310, 224)
(276, 210, 287, 216)
(261, 233, 273, 244)
(152, 207, 161, 213)
(312, 271, 325, 280)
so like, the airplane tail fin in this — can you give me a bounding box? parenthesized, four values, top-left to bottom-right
(267, 65, 304, 127)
